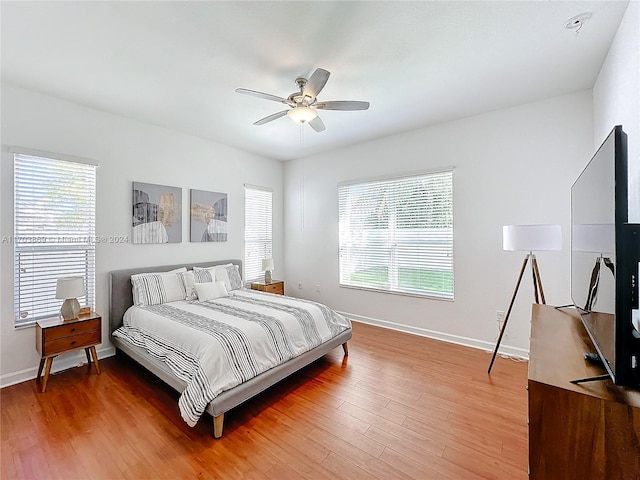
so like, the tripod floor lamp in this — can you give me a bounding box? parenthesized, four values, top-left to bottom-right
(488, 224, 562, 374)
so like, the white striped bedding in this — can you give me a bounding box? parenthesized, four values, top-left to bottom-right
(113, 289, 351, 427)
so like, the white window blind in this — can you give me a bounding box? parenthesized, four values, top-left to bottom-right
(244, 186, 273, 283)
(13, 153, 96, 326)
(338, 169, 454, 299)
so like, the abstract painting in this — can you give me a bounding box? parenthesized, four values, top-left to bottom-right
(132, 182, 182, 244)
(190, 189, 228, 242)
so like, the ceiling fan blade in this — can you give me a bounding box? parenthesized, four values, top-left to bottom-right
(309, 116, 326, 133)
(254, 110, 289, 125)
(303, 68, 330, 99)
(315, 101, 370, 111)
(236, 88, 287, 104)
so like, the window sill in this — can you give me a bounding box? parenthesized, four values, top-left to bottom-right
(339, 283, 454, 301)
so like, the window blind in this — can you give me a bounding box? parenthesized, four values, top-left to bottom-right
(244, 186, 273, 283)
(13, 153, 96, 326)
(338, 170, 454, 299)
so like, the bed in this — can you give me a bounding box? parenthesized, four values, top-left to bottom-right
(109, 259, 352, 438)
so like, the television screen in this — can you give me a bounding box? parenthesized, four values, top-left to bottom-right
(571, 129, 618, 377)
(571, 125, 640, 387)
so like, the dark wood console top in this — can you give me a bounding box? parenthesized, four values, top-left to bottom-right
(529, 303, 640, 407)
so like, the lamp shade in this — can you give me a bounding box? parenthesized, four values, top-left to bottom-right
(55, 276, 85, 299)
(503, 224, 562, 252)
(261, 258, 274, 272)
(287, 107, 318, 123)
(572, 223, 614, 253)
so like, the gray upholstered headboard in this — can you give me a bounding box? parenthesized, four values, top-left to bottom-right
(108, 259, 242, 334)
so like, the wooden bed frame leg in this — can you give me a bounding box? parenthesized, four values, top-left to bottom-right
(342, 342, 349, 356)
(213, 414, 224, 439)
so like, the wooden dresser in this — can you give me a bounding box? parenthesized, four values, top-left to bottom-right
(528, 304, 640, 479)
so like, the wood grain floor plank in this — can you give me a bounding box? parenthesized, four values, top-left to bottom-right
(0, 321, 528, 479)
(262, 460, 309, 480)
(443, 443, 529, 480)
(307, 427, 414, 480)
(401, 416, 505, 462)
(321, 451, 381, 480)
(272, 388, 371, 434)
(380, 445, 491, 480)
(364, 424, 446, 463)
(379, 446, 453, 480)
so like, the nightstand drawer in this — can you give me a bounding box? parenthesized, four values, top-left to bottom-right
(42, 330, 101, 356)
(250, 280, 284, 295)
(264, 283, 284, 295)
(43, 319, 100, 341)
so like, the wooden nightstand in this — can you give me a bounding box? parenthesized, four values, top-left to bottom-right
(35, 311, 102, 393)
(250, 280, 284, 295)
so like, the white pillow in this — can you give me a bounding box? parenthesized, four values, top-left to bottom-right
(179, 270, 197, 300)
(223, 264, 243, 290)
(214, 266, 232, 291)
(193, 264, 242, 291)
(193, 266, 217, 284)
(195, 281, 228, 301)
(214, 264, 243, 291)
(131, 268, 187, 306)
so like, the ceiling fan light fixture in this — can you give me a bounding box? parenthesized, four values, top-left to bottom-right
(288, 106, 317, 123)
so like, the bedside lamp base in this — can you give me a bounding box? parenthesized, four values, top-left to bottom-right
(60, 298, 80, 320)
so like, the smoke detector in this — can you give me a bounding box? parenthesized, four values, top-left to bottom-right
(565, 12, 592, 33)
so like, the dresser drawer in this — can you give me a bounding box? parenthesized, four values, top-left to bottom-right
(43, 319, 100, 341)
(42, 330, 101, 356)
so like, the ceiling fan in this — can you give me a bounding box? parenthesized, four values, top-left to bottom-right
(235, 68, 369, 133)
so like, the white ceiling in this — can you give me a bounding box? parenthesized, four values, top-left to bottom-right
(0, 1, 628, 161)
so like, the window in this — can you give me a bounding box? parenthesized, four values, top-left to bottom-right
(244, 185, 273, 283)
(13, 152, 96, 327)
(338, 169, 454, 299)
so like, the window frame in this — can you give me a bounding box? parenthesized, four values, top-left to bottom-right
(12, 151, 97, 327)
(338, 168, 454, 300)
(244, 185, 273, 284)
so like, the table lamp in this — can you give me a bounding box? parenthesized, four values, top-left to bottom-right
(488, 224, 562, 373)
(56, 276, 85, 320)
(262, 258, 274, 284)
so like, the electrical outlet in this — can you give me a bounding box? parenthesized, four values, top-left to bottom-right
(496, 311, 506, 334)
(316, 284, 320, 292)
(298, 282, 302, 290)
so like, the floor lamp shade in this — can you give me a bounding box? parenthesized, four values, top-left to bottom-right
(56, 276, 85, 320)
(503, 224, 562, 252)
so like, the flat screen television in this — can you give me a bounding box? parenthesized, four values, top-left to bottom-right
(571, 125, 640, 388)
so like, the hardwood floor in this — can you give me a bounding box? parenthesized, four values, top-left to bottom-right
(1, 322, 529, 479)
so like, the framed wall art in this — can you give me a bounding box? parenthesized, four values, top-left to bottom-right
(190, 189, 228, 242)
(132, 181, 182, 244)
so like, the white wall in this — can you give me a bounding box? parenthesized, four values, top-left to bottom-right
(284, 91, 593, 355)
(0, 84, 283, 387)
(593, 0, 639, 222)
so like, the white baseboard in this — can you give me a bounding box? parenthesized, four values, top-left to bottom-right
(0, 345, 116, 389)
(339, 310, 529, 360)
